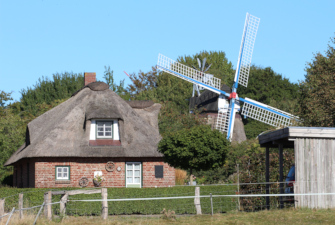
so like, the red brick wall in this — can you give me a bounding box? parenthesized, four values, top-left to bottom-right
(84, 72, 96, 86)
(14, 157, 175, 188)
(142, 161, 175, 187)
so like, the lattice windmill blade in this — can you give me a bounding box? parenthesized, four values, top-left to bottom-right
(204, 63, 212, 72)
(157, 54, 224, 95)
(234, 13, 260, 88)
(215, 106, 231, 134)
(197, 58, 202, 69)
(202, 58, 207, 71)
(240, 97, 299, 127)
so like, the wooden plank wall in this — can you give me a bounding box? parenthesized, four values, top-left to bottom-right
(295, 138, 335, 208)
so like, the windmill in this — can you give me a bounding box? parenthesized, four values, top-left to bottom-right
(157, 13, 298, 141)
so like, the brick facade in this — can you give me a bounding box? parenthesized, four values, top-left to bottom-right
(84, 72, 96, 86)
(13, 157, 175, 188)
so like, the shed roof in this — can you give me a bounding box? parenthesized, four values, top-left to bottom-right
(5, 83, 163, 166)
(258, 127, 335, 148)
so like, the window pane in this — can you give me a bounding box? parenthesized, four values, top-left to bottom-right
(134, 164, 140, 170)
(105, 122, 112, 126)
(97, 127, 104, 131)
(58, 168, 62, 173)
(57, 172, 62, 178)
(105, 132, 112, 136)
(127, 170, 133, 177)
(134, 177, 140, 183)
(126, 164, 133, 169)
(127, 178, 133, 183)
(105, 127, 111, 131)
(63, 167, 68, 173)
(134, 170, 140, 177)
(98, 132, 104, 136)
(63, 173, 68, 178)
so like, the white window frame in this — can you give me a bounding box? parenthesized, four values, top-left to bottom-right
(126, 162, 141, 188)
(96, 120, 113, 139)
(56, 166, 70, 180)
(90, 120, 120, 140)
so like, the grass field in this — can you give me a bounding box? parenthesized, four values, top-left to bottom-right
(3, 208, 335, 225)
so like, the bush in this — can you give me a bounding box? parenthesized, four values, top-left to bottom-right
(0, 185, 237, 216)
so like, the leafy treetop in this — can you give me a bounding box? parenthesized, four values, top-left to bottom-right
(299, 36, 335, 127)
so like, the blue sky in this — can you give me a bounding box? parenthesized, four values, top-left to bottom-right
(1, 0, 334, 102)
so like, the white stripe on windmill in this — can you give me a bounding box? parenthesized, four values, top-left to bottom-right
(191, 58, 212, 97)
(157, 13, 299, 141)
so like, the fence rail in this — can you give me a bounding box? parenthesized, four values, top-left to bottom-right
(1, 182, 333, 224)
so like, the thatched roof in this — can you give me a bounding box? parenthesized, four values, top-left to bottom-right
(189, 84, 231, 112)
(5, 83, 162, 166)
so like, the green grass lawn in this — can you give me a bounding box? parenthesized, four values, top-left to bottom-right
(7, 208, 335, 225)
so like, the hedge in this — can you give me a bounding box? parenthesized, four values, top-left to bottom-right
(0, 185, 237, 216)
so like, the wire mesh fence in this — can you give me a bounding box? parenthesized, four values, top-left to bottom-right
(1, 182, 327, 224)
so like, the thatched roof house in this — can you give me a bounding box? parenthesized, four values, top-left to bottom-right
(6, 73, 175, 188)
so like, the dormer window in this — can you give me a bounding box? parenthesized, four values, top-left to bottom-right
(89, 119, 121, 146)
(97, 121, 113, 138)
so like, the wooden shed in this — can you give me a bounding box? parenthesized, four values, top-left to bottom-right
(258, 127, 335, 209)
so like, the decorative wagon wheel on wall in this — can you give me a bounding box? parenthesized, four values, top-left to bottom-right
(79, 177, 89, 187)
(105, 161, 115, 172)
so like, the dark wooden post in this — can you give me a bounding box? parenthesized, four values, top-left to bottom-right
(265, 147, 270, 210)
(101, 188, 108, 220)
(19, 193, 24, 219)
(279, 143, 284, 209)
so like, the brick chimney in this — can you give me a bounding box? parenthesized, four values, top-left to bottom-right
(84, 72, 96, 86)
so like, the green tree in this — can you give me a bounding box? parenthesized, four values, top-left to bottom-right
(0, 91, 13, 116)
(238, 66, 299, 105)
(103, 66, 130, 100)
(158, 125, 230, 182)
(127, 66, 159, 98)
(237, 66, 299, 138)
(299, 36, 335, 127)
(20, 72, 84, 116)
(0, 106, 26, 184)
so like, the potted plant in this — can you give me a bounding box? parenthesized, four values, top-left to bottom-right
(93, 174, 105, 187)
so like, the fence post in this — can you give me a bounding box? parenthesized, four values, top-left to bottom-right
(60, 193, 68, 216)
(194, 187, 202, 215)
(210, 193, 213, 216)
(0, 198, 4, 223)
(44, 191, 52, 220)
(237, 163, 240, 210)
(19, 193, 23, 219)
(101, 188, 108, 220)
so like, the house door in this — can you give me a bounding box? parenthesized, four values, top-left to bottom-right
(126, 162, 142, 188)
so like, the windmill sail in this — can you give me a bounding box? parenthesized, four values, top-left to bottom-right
(240, 97, 298, 127)
(234, 13, 260, 88)
(157, 54, 223, 95)
(216, 108, 230, 134)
